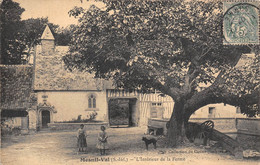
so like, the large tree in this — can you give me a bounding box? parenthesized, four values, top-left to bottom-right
(19, 18, 74, 59)
(55, 24, 76, 46)
(21, 18, 75, 47)
(18, 17, 60, 62)
(0, 0, 74, 64)
(64, 0, 259, 146)
(0, 0, 25, 64)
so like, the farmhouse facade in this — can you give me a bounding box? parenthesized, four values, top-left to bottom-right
(1, 25, 247, 132)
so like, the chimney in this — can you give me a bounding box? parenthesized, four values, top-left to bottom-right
(40, 25, 55, 55)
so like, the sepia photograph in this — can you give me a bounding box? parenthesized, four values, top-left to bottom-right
(0, 0, 259, 164)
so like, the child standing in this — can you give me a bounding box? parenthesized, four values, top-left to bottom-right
(77, 124, 87, 152)
(96, 126, 108, 155)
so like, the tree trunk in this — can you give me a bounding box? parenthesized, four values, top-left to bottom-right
(167, 100, 189, 147)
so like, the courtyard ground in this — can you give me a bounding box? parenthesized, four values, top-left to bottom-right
(1, 127, 259, 165)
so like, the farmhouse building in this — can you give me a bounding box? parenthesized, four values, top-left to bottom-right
(0, 25, 248, 132)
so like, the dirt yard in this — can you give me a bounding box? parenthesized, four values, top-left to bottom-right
(1, 127, 259, 165)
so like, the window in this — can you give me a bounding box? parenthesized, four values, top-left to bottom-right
(88, 94, 96, 108)
(208, 107, 216, 118)
(151, 102, 162, 106)
(236, 107, 241, 114)
(208, 107, 215, 114)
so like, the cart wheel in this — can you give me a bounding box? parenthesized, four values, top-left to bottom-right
(201, 120, 214, 131)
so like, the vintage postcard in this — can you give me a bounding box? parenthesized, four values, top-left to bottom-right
(1, 0, 259, 165)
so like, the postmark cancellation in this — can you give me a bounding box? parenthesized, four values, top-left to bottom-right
(223, 0, 259, 45)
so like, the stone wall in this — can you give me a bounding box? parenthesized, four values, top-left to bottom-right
(189, 118, 237, 133)
(37, 91, 108, 122)
(237, 118, 260, 135)
(149, 118, 260, 136)
(28, 109, 37, 130)
(190, 103, 246, 118)
(48, 122, 109, 130)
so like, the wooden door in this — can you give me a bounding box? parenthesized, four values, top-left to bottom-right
(42, 110, 50, 127)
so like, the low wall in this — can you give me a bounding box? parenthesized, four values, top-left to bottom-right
(148, 118, 238, 134)
(148, 118, 260, 136)
(236, 118, 260, 136)
(48, 122, 109, 131)
(189, 118, 237, 133)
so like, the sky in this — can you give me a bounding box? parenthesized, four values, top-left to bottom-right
(14, 0, 105, 27)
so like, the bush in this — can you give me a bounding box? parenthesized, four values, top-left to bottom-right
(57, 111, 98, 123)
(1, 123, 21, 136)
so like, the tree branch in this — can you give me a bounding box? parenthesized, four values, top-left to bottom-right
(140, 63, 182, 100)
(184, 86, 259, 116)
(184, 48, 253, 116)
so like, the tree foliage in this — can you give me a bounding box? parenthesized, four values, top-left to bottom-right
(20, 18, 74, 51)
(64, 0, 259, 145)
(222, 45, 260, 116)
(65, 0, 258, 109)
(55, 24, 76, 46)
(1, 0, 25, 64)
(21, 18, 59, 48)
(0, 0, 74, 64)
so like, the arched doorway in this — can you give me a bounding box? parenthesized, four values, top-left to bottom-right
(41, 110, 50, 127)
(37, 101, 57, 129)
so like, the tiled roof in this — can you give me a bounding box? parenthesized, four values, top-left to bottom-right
(33, 45, 114, 90)
(0, 65, 33, 110)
